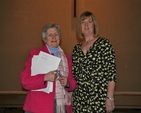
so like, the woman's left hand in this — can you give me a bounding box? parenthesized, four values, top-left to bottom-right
(58, 75, 68, 87)
(106, 99, 115, 113)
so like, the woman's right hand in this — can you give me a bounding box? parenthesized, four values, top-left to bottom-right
(44, 70, 58, 82)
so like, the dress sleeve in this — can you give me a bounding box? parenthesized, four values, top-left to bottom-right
(103, 39, 116, 82)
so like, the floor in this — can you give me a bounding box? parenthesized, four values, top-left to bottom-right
(0, 108, 141, 113)
(0, 108, 23, 113)
(114, 109, 141, 113)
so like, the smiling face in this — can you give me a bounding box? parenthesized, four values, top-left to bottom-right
(43, 27, 60, 48)
(81, 16, 94, 37)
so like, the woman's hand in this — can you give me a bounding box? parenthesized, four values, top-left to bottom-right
(106, 99, 115, 113)
(58, 74, 68, 87)
(44, 70, 58, 82)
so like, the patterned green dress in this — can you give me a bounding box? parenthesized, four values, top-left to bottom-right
(72, 37, 116, 113)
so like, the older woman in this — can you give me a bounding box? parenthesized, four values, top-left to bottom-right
(72, 11, 116, 113)
(21, 23, 76, 113)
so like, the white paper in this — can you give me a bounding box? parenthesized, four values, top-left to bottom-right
(31, 51, 61, 93)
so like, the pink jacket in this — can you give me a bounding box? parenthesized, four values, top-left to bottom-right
(20, 45, 76, 113)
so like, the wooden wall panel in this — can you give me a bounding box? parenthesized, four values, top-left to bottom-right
(1, 91, 141, 109)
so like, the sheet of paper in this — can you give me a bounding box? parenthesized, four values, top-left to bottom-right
(31, 51, 61, 93)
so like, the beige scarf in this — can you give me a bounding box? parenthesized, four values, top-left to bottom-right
(47, 46, 71, 113)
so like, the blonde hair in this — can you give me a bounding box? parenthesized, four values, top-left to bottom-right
(77, 11, 99, 38)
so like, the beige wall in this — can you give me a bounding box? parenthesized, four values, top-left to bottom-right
(79, 0, 141, 91)
(0, 0, 141, 92)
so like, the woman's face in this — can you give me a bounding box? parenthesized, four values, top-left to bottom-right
(81, 16, 94, 37)
(44, 28, 60, 48)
